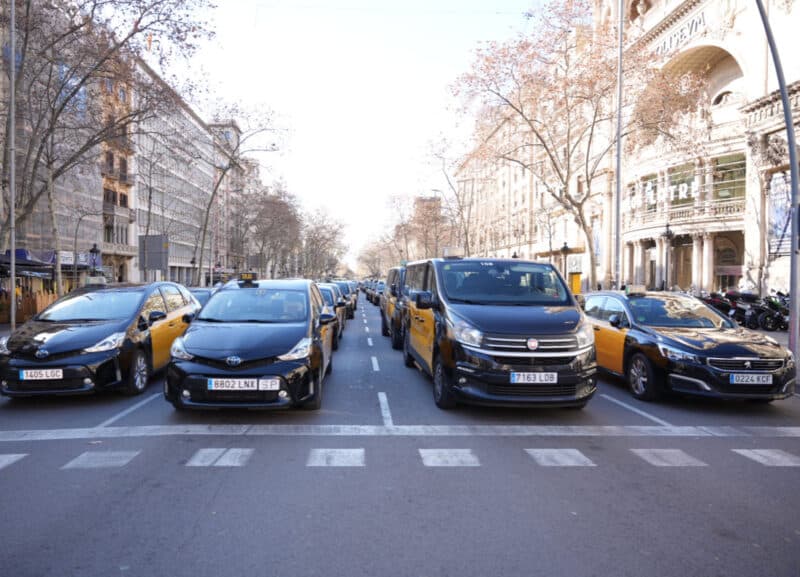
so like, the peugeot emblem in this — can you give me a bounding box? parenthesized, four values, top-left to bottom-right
(526, 338, 539, 351)
(744, 360, 752, 369)
(35, 349, 50, 359)
(226, 356, 242, 367)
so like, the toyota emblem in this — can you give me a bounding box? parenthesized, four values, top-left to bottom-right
(35, 349, 50, 359)
(526, 338, 539, 351)
(226, 356, 242, 367)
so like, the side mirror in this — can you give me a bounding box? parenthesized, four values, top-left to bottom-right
(415, 291, 434, 310)
(575, 294, 586, 309)
(148, 310, 167, 326)
(390, 284, 398, 297)
(319, 312, 336, 325)
(182, 312, 195, 324)
(608, 314, 622, 328)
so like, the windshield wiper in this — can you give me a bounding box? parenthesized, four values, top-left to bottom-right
(447, 298, 483, 304)
(197, 317, 227, 323)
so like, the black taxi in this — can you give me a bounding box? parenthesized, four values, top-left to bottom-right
(165, 276, 335, 410)
(583, 288, 796, 402)
(402, 258, 596, 409)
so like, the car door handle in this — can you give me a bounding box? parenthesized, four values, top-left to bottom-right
(593, 326, 600, 331)
(414, 316, 424, 322)
(168, 322, 176, 328)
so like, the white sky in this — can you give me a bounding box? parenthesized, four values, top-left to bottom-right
(191, 0, 535, 268)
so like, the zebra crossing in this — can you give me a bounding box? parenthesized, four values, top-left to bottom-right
(2, 446, 800, 471)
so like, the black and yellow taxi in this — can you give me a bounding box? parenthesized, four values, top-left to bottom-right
(317, 282, 347, 349)
(332, 280, 356, 319)
(165, 275, 335, 410)
(380, 266, 406, 349)
(401, 258, 596, 409)
(0, 281, 199, 397)
(583, 288, 796, 402)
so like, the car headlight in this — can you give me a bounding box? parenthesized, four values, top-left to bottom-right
(447, 318, 483, 348)
(278, 338, 312, 361)
(575, 323, 595, 348)
(657, 344, 699, 364)
(0, 336, 9, 355)
(170, 337, 194, 361)
(83, 332, 125, 353)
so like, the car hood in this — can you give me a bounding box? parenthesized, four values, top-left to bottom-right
(648, 326, 788, 357)
(7, 319, 130, 355)
(183, 322, 309, 361)
(448, 304, 581, 335)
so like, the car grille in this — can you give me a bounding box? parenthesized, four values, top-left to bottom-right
(492, 356, 574, 367)
(482, 334, 578, 353)
(707, 358, 784, 372)
(193, 357, 278, 371)
(487, 383, 578, 397)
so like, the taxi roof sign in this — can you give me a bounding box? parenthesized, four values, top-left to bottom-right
(238, 272, 257, 286)
(625, 284, 647, 296)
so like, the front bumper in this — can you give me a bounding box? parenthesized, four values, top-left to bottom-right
(0, 349, 125, 397)
(166, 358, 315, 409)
(665, 359, 796, 400)
(449, 344, 597, 408)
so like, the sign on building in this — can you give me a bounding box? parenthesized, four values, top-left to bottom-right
(138, 235, 170, 271)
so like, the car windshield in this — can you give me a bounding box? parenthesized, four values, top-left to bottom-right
(37, 290, 142, 322)
(190, 289, 212, 306)
(319, 287, 335, 307)
(335, 282, 351, 295)
(627, 295, 729, 328)
(198, 288, 308, 323)
(440, 261, 571, 305)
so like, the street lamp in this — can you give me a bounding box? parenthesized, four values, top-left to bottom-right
(89, 243, 100, 276)
(560, 242, 569, 278)
(662, 223, 674, 291)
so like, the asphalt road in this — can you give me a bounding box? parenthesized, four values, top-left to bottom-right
(1, 299, 799, 577)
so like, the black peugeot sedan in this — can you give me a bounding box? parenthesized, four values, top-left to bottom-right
(165, 276, 336, 410)
(583, 289, 796, 402)
(0, 282, 199, 397)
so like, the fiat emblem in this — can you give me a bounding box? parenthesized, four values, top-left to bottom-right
(526, 338, 539, 351)
(35, 348, 50, 359)
(226, 356, 242, 367)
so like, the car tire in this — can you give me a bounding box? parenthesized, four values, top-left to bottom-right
(627, 353, 661, 401)
(123, 349, 150, 396)
(302, 371, 322, 410)
(432, 355, 457, 410)
(381, 314, 390, 337)
(403, 328, 415, 368)
(390, 322, 403, 350)
(759, 312, 777, 332)
(746, 313, 760, 330)
(332, 330, 339, 351)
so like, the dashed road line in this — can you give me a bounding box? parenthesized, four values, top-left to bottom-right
(378, 392, 394, 427)
(600, 394, 673, 427)
(62, 450, 140, 469)
(187, 448, 253, 467)
(525, 448, 595, 467)
(419, 448, 480, 467)
(365, 327, 370, 333)
(367, 337, 373, 346)
(630, 448, 708, 467)
(0, 454, 27, 471)
(733, 449, 800, 467)
(371, 356, 380, 372)
(307, 448, 365, 467)
(96, 393, 161, 428)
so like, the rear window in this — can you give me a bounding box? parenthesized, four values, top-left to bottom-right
(438, 261, 570, 305)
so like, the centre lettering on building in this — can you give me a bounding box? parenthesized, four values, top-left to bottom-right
(654, 11, 707, 57)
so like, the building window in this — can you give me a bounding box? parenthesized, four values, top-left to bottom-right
(105, 152, 114, 173)
(668, 163, 695, 206)
(119, 158, 127, 182)
(119, 193, 128, 208)
(103, 188, 117, 204)
(713, 154, 745, 200)
(118, 87, 126, 102)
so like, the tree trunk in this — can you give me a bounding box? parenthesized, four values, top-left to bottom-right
(46, 159, 64, 296)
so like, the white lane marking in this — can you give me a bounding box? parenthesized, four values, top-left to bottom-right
(630, 449, 708, 467)
(419, 449, 480, 467)
(363, 319, 368, 324)
(0, 424, 791, 442)
(187, 448, 227, 467)
(96, 394, 161, 428)
(0, 454, 27, 470)
(367, 338, 373, 347)
(378, 392, 394, 427)
(365, 327, 370, 333)
(525, 448, 595, 467)
(62, 450, 140, 469)
(371, 356, 380, 372)
(600, 394, 673, 427)
(307, 448, 365, 467)
(214, 448, 254, 467)
(733, 449, 800, 467)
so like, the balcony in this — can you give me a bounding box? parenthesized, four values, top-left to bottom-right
(623, 197, 745, 233)
(103, 202, 134, 223)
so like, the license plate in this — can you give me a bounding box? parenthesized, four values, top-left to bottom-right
(207, 378, 258, 391)
(730, 374, 773, 385)
(510, 372, 558, 384)
(20, 369, 63, 380)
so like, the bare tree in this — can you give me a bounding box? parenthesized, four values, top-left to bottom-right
(299, 210, 345, 280)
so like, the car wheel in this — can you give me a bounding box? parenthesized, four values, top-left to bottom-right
(432, 355, 457, 410)
(390, 322, 403, 350)
(746, 313, 760, 330)
(301, 371, 322, 410)
(627, 353, 661, 401)
(123, 350, 150, 396)
(381, 314, 390, 337)
(759, 312, 777, 332)
(403, 328, 415, 368)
